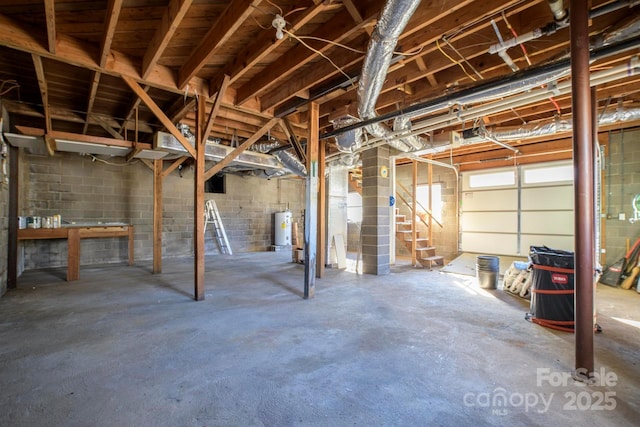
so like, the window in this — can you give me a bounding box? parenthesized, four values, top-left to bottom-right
(416, 183, 443, 223)
(469, 170, 516, 188)
(347, 192, 362, 223)
(205, 174, 225, 193)
(523, 164, 573, 184)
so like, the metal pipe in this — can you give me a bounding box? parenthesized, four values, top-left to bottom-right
(571, 0, 594, 382)
(320, 36, 640, 141)
(358, 59, 639, 145)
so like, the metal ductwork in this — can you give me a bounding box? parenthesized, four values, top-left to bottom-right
(466, 108, 640, 143)
(331, 114, 363, 152)
(357, 0, 423, 152)
(274, 149, 307, 177)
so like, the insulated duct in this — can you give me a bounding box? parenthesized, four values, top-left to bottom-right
(274, 149, 307, 177)
(331, 115, 363, 152)
(357, 0, 423, 152)
(470, 108, 640, 142)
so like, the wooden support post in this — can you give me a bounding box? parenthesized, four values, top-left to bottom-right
(316, 138, 326, 278)
(153, 159, 163, 273)
(7, 145, 18, 289)
(304, 102, 319, 299)
(194, 95, 206, 301)
(411, 160, 417, 267)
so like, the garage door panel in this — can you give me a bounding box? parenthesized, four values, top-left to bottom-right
(462, 189, 517, 211)
(521, 234, 574, 253)
(521, 211, 574, 234)
(521, 186, 574, 210)
(461, 233, 519, 255)
(461, 212, 518, 233)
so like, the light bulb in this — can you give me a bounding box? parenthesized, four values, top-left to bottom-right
(272, 14, 286, 40)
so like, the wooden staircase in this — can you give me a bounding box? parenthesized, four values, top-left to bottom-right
(395, 209, 444, 269)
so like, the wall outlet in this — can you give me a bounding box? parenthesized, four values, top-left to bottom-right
(618, 213, 626, 221)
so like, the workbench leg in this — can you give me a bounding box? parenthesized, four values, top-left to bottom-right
(67, 229, 80, 281)
(128, 225, 134, 265)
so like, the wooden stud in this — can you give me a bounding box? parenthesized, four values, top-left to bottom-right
(44, 0, 56, 54)
(100, 0, 124, 68)
(83, 71, 101, 134)
(153, 159, 163, 274)
(142, 0, 193, 79)
(428, 157, 433, 245)
(31, 54, 52, 133)
(202, 75, 230, 143)
(178, 0, 259, 89)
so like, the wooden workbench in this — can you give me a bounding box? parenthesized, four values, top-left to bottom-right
(17, 224, 134, 281)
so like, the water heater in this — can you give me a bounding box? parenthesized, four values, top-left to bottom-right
(275, 211, 292, 246)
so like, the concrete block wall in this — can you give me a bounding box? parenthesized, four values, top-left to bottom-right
(16, 150, 305, 272)
(396, 162, 458, 263)
(602, 129, 640, 266)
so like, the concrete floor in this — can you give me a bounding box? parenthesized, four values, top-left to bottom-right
(1, 251, 639, 426)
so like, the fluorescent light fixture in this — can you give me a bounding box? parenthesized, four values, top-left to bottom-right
(55, 139, 131, 157)
(133, 149, 168, 160)
(3, 132, 44, 148)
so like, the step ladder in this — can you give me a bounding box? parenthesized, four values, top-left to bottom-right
(205, 199, 232, 255)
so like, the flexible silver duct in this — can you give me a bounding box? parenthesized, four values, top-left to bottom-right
(603, 15, 640, 45)
(477, 108, 640, 142)
(250, 138, 284, 153)
(357, 0, 422, 152)
(331, 115, 363, 152)
(274, 149, 307, 177)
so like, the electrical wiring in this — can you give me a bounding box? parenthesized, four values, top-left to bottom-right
(89, 154, 138, 167)
(283, 29, 356, 89)
(435, 39, 477, 82)
(502, 11, 531, 66)
(252, 15, 270, 30)
(265, 0, 283, 16)
(0, 80, 20, 96)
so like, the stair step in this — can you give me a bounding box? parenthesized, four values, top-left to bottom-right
(405, 237, 428, 242)
(418, 255, 445, 268)
(416, 246, 436, 252)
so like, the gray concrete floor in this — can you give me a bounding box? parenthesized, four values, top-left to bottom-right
(1, 251, 639, 426)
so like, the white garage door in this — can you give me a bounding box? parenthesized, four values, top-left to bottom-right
(461, 161, 574, 256)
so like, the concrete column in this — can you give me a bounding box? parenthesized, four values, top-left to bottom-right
(361, 145, 391, 275)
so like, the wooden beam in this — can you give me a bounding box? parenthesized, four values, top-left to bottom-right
(304, 102, 320, 299)
(122, 75, 197, 158)
(167, 96, 196, 124)
(202, 74, 230, 142)
(153, 159, 163, 274)
(178, 0, 261, 89)
(15, 126, 151, 150)
(204, 117, 278, 180)
(208, 2, 328, 97)
(142, 0, 193, 79)
(100, 0, 124, 68)
(194, 95, 206, 301)
(82, 71, 101, 134)
(94, 116, 124, 139)
(0, 13, 208, 101)
(235, 2, 383, 105)
(281, 118, 306, 163)
(31, 54, 51, 132)
(44, 0, 56, 53)
(162, 156, 188, 178)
